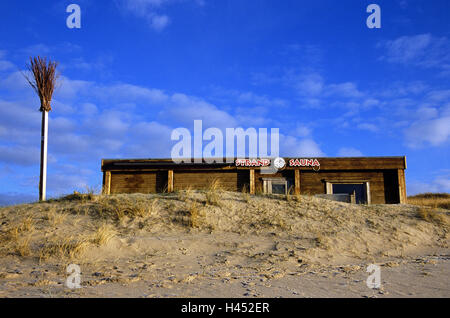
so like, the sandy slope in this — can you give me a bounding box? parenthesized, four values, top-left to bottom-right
(0, 191, 448, 297)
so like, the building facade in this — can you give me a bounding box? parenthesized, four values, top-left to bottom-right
(101, 156, 407, 204)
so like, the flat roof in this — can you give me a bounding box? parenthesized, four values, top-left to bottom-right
(101, 156, 407, 171)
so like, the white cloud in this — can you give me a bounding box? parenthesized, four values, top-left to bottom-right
(0, 60, 14, 71)
(0, 99, 41, 133)
(99, 84, 168, 104)
(415, 106, 438, 120)
(379, 34, 450, 71)
(408, 174, 450, 195)
(337, 147, 363, 157)
(280, 136, 325, 157)
(80, 103, 98, 116)
(50, 116, 76, 132)
(326, 82, 364, 99)
(357, 123, 378, 132)
(125, 121, 173, 157)
(150, 14, 170, 31)
(164, 93, 238, 129)
(376, 81, 428, 98)
(0, 71, 31, 92)
(295, 73, 324, 97)
(405, 116, 450, 147)
(295, 125, 311, 137)
(362, 98, 380, 108)
(426, 89, 450, 102)
(54, 76, 92, 100)
(120, 0, 174, 31)
(19, 43, 82, 57)
(0, 145, 40, 166)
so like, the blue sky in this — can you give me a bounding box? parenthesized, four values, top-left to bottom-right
(0, 0, 449, 205)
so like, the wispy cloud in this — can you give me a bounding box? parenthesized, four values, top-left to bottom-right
(119, 0, 204, 31)
(119, 0, 172, 31)
(405, 116, 450, 148)
(408, 171, 450, 195)
(0, 58, 326, 194)
(378, 34, 450, 74)
(337, 147, 364, 157)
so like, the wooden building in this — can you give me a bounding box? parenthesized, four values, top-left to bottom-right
(101, 156, 407, 204)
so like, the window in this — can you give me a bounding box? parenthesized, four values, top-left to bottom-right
(262, 178, 289, 195)
(272, 183, 287, 194)
(325, 181, 371, 204)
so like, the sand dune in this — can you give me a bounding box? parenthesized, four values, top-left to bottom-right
(0, 190, 448, 297)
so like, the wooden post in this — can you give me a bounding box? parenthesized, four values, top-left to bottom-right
(294, 169, 300, 195)
(39, 111, 48, 201)
(365, 182, 371, 205)
(397, 169, 406, 204)
(103, 171, 111, 195)
(168, 170, 174, 193)
(249, 169, 255, 194)
(350, 190, 356, 204)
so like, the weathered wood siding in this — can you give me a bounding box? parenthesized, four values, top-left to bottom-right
(101, 157, 406, 204)
(173, 170, 248, 191)
(254, 170, 295, 193)
(300, 170, 399, 204)
(110, 171, 167, 194)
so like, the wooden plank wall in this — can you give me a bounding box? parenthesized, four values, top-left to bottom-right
(306, 157, 406, 170)
(254, 170, 295, 194)
(300, 170, 389, 204)
(104, 166, 404, 204)
(173, 170, 247, 191)
(110, 171, 167, 194)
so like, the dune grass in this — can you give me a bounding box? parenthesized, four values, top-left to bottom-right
(416, 207, 449, 226)
(39, 236, 91, 262)
(408, 193, 450, 210)
(205, 179, 222, 206)
(0, 191, 449, 265)
(91, 224, 116, 246)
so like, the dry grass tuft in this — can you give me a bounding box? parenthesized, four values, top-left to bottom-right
(205, 179, 221, 206)
(260, 212, 287, 230)
(44, 209, 67, 226)
(416, 207, 449, 226)
(285, 186, 296, 202)
(7, 216, 35, 241)
(187, 202, 206, 228)
(39, 236, 90, 262)
(0, 216, 36, 257)
(408, 193, 450, 210)
(93, 196, 157, 221)
(14, 235, 32, 257)
(178, 186, 194, 202)
(241, 185, 251, 203)
(255, 185, 264, 196)
(56, 191, 96, 203)
(91, 224, 116, 246)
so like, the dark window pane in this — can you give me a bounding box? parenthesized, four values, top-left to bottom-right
(332, 183, 366, 204)
(272, 184, 286, 194)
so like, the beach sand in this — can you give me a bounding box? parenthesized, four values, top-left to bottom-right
(0, 191, 448, 298)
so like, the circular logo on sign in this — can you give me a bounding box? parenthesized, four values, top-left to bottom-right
(273, 157, 286, 169)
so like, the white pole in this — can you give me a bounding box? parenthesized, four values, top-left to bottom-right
(39, 110, 48, 201)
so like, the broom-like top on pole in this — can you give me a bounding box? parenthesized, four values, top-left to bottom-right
(24, 56, 58, 112)
(23, 56, 59, 201)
